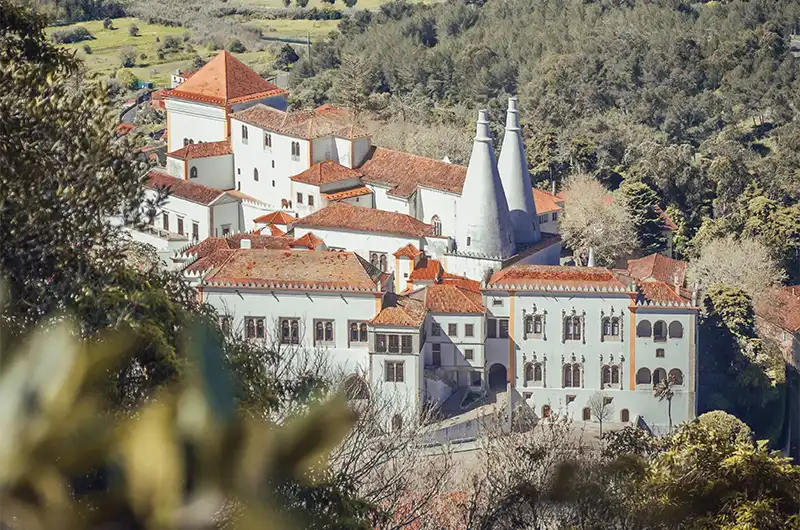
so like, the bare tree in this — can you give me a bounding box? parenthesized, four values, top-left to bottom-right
(687, 235, 786, 301)
(588, 391, 614, 438)
(560, 173, 637, 266)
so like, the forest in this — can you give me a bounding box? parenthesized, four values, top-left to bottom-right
(293, 0, 800, 280)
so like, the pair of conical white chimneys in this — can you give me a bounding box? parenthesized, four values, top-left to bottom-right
(456, 97, 541, 258)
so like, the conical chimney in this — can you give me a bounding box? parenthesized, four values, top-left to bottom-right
(456, 110, 516, 258)
(498, 96, 541, 246)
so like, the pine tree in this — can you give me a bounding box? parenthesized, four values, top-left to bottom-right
(620, 181, 667, 255)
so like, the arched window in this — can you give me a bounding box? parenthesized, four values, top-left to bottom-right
(654, 321, 667, 341)
(636, 320, 652, 338)
(325, 322, 333, 342)
(565, 316, 581, 340)
(246, 319, 255, 339)
(601, 365, 611, 386)
(653, 368, 667, 386)
(636, 367, 651, 385)
(534, 363, 542, 382)
(350, 323, 358, 342)
(572, 364, 581, 387)
(669, 368, 684, 386)
(602, 318, 611, 336)
(370, 253, 379, 268)
(256, 319, 265, 339)
(534, 315, 543, 334)
(379, 254, 387, 272)
(281, 320, 290, 342)
(315, 321, 324, 341)
(582, 407, 591, 421)
(241, 124, 248, 140)
(563, 365, 573, 387)
(431, 215, 442, 236)
(190, 166, 198, 179)
(542, 405, 551, 419)
(525, 363, 534, 383)
(611, 318, 620, 336)
(343, 375, 369, 400)
(392, 414, 403, 432)
(253, 168, 259, 181)
(611, 366, 620, 384)
(620, 409, 630, 422)
(669, 321, 683, 338)
(359, 323, 368, 342)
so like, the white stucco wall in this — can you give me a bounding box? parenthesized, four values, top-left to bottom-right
(353, 138, 371, 167)
(166, 99, 226, 152)
(151, 188, 212, 241)
(417, 188, 459, 239)
(211, 199, 243, 236)
(188, 154, 235, 190)
(368, 184, 412, 215)
(423, 313, 486, 387)
(291, 181, 321, 218)
(166, 157, 185, 179)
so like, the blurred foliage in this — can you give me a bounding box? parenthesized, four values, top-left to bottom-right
(0, 299, 356, 529)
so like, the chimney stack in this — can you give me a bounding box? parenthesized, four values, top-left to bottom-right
(587, 247, 596, 267)
(240, 238, 251, 249)
(552, 180, 557, 195)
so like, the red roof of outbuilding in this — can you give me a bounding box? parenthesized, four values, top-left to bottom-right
(290, 232, 325, 250)
(294, 202, 437, 238)
(409, 258, 442, 281)
(167, 140, 233, 160)
(145, 170, 223, 205)
(423, 283, 485, 314)
(359, 147, 467, 198)
(253, 210, 296, 225)
(394, 244, 423, 259)
(756, 286, 800, 333)
(488, 265, 629, 291)
(291, 160, 363, 186)
(626, 253, 687, 286)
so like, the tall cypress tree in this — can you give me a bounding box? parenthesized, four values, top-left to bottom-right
(620, 181, 667, 255)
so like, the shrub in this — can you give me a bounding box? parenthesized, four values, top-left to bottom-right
(343, 0, 358, 7)
(103, 17, 113, 29)
(83, 44, 92, 54)
(51, 26, 94, 44)
(117, 69, 139, 90)
(228, 39, 246, 53)
(275, 43, 300, 69)
(128, 24, 139, 37)
(119, 47, 136, 67)
(192, 55, 207, 69)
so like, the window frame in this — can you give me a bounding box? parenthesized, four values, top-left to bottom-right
(431, 343, 441, 366)
(314, 319, 335, 346)
(189, 166, 198, 179)
(245, 316, 266, 340)
(465, 324, 474, 337)
(280, 317, 300, 345)
(448, 323, 458, 336)
(349, 321, 368, 345)
(264, 132, 272, 150)
(464, 348, 474, 361)
(241, 124, 248, 142)
(385, 361, 405, 383)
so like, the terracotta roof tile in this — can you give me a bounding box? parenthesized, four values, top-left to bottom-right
(532, 188, 563, 215)
(145, 169, 222, 205)
(441, 273, 481, 293)
(488, 265, 629, 290)
(294, 202, 436, 238)
(394, 243, 423, 259)
(115, 123, 136, 136)
(167, 51, 286, 106)
(167, 140, 233, 160)
(324, 186, 373, 201)
(626, 253, 687, 286)
(290, 232, 325, 250)
(370, 296, 427, 327)
(203, 249, 381, 291)
(182, 233, 293, 273)
(359, 147, 467, 198)
(263, 224, 286, 236)
(756, 286, 800, 333)
(637, 281, 686, 305)
(409, 258, 442, 281)
(253, 211, 296, 225)
(291, 160, 364, 186)
(232, 104, 369, 140)
(424, 283, 485, 314)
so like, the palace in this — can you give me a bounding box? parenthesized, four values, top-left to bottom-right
(129, 51, 698, 433)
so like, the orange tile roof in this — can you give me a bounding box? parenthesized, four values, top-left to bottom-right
(182, 233, 293, 273)
(314, 104, 351, 119)
(290, 232, 325, 250)
(409, 258, 442, 281)
(441, 273, 481, 293)
(232, 104, 369, 140)
(203, 249, 382, 291)
(145, 169, 223, 205)
(223, 189, 267, 206)
(324, 186, 373, 201)
(626, 253, 687, 286)
(291, 160, 364, 186)
(370, 296, 426, 327)
(294, 202, 436, 238)
(359, 147, 467, 198)
(167, 51, 287, 106)
(637, 281, 686, 305)
(756, 286, 800, 333)
(115, 123, 136, 136)
(167, 140, 233, 160)
(424, 283, 485, 313)
(532, 188, 563, 214)
(265, 224, 286, 236)
(253, 210, 296, 225)
(393, 243, 423, 258)
(488, 265, 630, 291)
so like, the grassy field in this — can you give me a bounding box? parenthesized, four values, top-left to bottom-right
(241, 0, 429, 10)
(248, 18, 340, 39)
(47, 17, 283, 88)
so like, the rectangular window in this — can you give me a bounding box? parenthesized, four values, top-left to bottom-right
(487, 318, 497, 339)
(499, 319, 509, 339)
(552, 212, 559, 222)
(241, 124, 248, 142)
(385, 361, 404, 382)
(465, 324, 474, 337)
(432, 343, 441, 366)
(162, 212, 169, 231)
(264, 132, 272, 149)
(656, 348, 665, 358)
(538, 214, 548, 224)
(280, 318, 299, 344)
(308, 195, 314, 206)
(296, 192, 303, 205)
(192, 222, 199, 241)
(388, 334, 400, 353)
(314, 320, 334, 345)
(177, 217, 184, 236)
(431, 322, 441, 336)
(401, 335, 413, 354)
(245, 317, 265, 340)
(291, 141, 301, 161)
(492, 298, 503, 307)
(464, 348, 474, 361)
(448, 323, 457, 336)
(375, 333, 387, 353)
(221, 225, 230, 236)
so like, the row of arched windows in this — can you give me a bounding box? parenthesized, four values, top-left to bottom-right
(635, 367, 684, 386)
(538, 405, 630, 423)
(637, 320, 683, 340)
(369, 252, 388, 272)
(523, 362, 623, 389)
(524, 314, 624, 341)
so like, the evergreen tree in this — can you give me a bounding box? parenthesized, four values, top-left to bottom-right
(619, 180, 666, 255)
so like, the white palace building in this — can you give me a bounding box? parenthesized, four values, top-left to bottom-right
(130, 51, 699, 433)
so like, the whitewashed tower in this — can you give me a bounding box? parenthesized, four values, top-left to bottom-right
(456, 110, 516, 258)
(498, 96, 541, 245)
